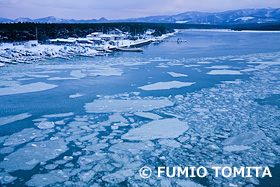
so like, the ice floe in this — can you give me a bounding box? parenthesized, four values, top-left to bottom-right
(167, 72, 188, 77)
(134, 112, 162, 120)
(0, 82, 58, 96)
(205, 65, 231, 69)
(69, 93, 83, 98)
(90, 68, 123, 76)
(222, 130, 267, 146)
(84, 99, 174, 113)
(138, 81, 195, 91)
(70, 70, 86, 78)
(0, 113, 31, 126)
(0, 139, 67, 172)
(37, 121, 55, 129)
(207, 70, 242, 75)
(223, 145, 251, 152)
(0, 172, 17, 184)
(42, 112, 74, 118)
(122, 118, 189, 140)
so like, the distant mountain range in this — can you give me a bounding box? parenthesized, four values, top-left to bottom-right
(1, 8, 280, 25)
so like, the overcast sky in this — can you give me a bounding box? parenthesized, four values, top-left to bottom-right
(0, 0, 279, 20)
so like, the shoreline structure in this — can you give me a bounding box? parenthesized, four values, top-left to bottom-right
(0, 29, 177, 65)
(1, 28, 279, 66)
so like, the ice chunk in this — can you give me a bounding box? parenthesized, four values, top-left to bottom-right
(69, 93, 83, 98)
(108, 113, 128, 123)
(70, 70, 86, 78)
(134, 112, 162, 120)
(207, 70, 242, 75)
(78, 170, 96, 182)
(37, 121, 55, 129)
(167, 72, 188, 77)
(0, 140, 67, 172)
(122, 118, 189, 140)
(90, 68, 123, 76)
(0, 147, 14, 154)
(159, 139, 181, 148)
(222, 130, 267, 146)
(26, 170, 69, 186)
(42, 112, 74, 118)
(85, 99, 174, 113)
(139, 81, 195, 91)
(0, 113, 31, 126)
(102, 169, 134, 184)
(197, 61, 212, 64)
(177, 179, 205, 187)
(0, 172, 17, 184)
(109, 142, 154, 154)
(223, 145, 251, 152)
(205, 65, 231, 69)
(3, 128, 42, 146)
(48, 77, 79, 80)
(0, 82, 57, 96)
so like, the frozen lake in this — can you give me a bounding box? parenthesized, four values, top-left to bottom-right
(0, 31, 280, 186)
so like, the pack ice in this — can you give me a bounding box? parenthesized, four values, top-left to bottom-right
(84, 99, 174, 113)
(122, 118, 189, 140)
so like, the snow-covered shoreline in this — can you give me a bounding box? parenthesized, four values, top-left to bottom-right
(0, 32, 176, 66)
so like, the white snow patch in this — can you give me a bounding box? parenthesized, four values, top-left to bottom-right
(139, 81, 195, 91)
(234, 17, 255, 22)
(122, 118, 189, 140)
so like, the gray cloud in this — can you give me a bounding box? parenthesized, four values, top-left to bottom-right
(0, 0, 279, 19)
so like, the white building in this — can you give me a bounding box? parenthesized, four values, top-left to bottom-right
(24, 40, 38, 48)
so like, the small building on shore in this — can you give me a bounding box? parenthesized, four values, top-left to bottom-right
(24, 40, 38, 48)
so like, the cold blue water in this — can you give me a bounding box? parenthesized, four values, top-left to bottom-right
(0, 31, 280, 186)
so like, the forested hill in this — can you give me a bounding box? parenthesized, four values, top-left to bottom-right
(0, 22, 279, 43)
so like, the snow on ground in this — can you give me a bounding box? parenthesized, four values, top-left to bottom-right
(122, 118, 189, 140)
(138, 81, 195, 91)
(0, 82, 58, 96)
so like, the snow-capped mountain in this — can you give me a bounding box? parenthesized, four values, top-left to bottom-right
(119, 8, 280, 24)
(0, 16, 108, 24)
(1, 8, 280, 25)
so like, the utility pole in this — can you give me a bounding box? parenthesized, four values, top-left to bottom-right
(36, 27, 38, 41)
